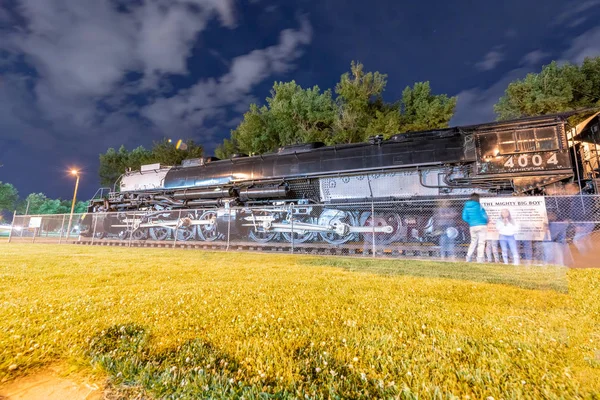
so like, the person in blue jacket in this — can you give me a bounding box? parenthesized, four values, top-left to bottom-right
(462, 193, 489, 263)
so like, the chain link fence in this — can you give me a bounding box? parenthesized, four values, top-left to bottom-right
(6, 195, 600, 266)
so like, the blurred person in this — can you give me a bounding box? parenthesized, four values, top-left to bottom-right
(434, 200, 458, 260)
(542, 210, 571, 266)
(496, 209, 520, 265)
(520, 240, 533, 265)
(462, 193, 489, 263)
(564, 183, 596, 254)
(486, 239, 500, 263)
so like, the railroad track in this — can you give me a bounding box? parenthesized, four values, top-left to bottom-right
(66, 237, 468, 260)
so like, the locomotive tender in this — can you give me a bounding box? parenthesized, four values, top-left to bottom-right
(82, 111, 600, 245)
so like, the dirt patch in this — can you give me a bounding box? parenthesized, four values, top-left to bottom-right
(0, 368, 103, 400)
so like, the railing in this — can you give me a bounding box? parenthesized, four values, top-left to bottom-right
(6, 195, 600, 266)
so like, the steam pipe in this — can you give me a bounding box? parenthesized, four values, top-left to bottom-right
(153, 196, 184, 206)
(174, 188, 233, 200)
(186, 199, 223, 207)
(238, 185, 290, 201)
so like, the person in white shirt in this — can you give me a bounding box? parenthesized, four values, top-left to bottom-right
(496, 209, 520, 265)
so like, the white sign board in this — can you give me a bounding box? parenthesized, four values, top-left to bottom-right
(29, 217, 42, 228)
(480, 197, 548, 241)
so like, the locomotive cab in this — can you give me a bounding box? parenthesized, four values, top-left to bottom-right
(473, 117, 573, 193)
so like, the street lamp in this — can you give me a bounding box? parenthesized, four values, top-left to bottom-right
(65, 169, 80, 240)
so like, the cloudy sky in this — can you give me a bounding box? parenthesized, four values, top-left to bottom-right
(1, 0, 600, 199)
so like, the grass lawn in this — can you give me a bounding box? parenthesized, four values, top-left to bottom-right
(0, 243, 598, 399)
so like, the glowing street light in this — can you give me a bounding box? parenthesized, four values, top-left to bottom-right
(65, 169, 80, 240)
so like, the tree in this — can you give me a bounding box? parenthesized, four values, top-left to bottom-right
(215, 138, 240, 159)
(15, 192, 88, 215)
(494, 57, 600, 120)
(363, 98, 401, 138)
(332, 61, 389, 143)
(221, 104, 276, 157)
(73, 201, 88, 213)
(98, 139, 203, 187)
(267, 81, 336, 146)
(333, 64, 456, 140)
(212, 61, 459, 155)
(149, 139, 204, 165)
(399, 82, 457, 132)
(17, 193, 48, 214)
(0, 182, 18, 212)
(36, 199, 65, 215)
(216, 82, 336, 157)
(99, 145, 150, 187)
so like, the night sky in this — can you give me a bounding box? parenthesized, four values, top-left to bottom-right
(1, 0, 600, 200)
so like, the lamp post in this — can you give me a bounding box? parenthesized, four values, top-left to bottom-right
(65, 169, 80, 240)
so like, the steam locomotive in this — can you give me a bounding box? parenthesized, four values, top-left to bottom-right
(80, 111, 600, 245)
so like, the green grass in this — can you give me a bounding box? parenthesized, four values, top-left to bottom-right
(0, 243, 598, 399)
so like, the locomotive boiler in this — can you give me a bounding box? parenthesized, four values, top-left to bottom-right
(80, 111, 600, 245)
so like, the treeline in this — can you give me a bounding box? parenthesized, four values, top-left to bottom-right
(495, 58, 600, 120)
(0, 182, 88, 217)
(215, 61, 457, 158)
(88, 57, 600, 188)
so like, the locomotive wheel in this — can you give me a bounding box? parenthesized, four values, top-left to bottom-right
(147, 212, 176, 241)
(149, 225, 171, 241)
(132, 228, 148, 241)
(247, 211, 279, 243)
(317, 209, 359, 245)
(281, 216, 318, 244)
(360, 212, 403, 246)
(197, 210, 221, 242)
(175, 226, 196, 241)
(175, 214, 197, 242)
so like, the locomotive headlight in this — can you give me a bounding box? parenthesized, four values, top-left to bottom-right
(493, 148, 500, 157)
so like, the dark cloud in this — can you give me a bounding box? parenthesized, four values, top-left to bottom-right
(0, 0, 312, 198)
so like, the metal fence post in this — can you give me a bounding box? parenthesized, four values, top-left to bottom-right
(91, 214, 99, 245)
(173, 210, 182, 248)
(371, 201, 376, 258)
(128, 213, 134, 248)
(58, 215, 66, 244)
(291, 204, 295, 254)
(226, 206, 231, 251)
(7, 211, 16, 243)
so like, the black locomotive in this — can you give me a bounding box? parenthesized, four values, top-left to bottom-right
(80, 111, 600, 245)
